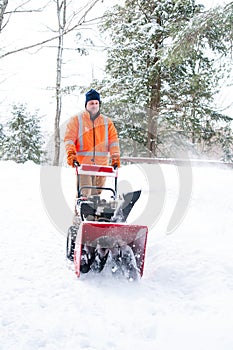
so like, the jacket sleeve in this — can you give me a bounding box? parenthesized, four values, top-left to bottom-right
(108, 118, 120, 156)
(64, 116, 79, 153)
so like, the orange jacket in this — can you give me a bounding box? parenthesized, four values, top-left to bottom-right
(64, 111, 120, 165)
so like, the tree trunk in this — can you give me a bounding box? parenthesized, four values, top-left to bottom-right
(147, 110, 158, 157)
(0, 0, 8, 32)
(53, 0, 66, 166)
(146, 72, 161, 157)
(146, 14, 162, 157)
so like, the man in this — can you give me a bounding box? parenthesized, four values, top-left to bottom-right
(64, 88, 120, 197)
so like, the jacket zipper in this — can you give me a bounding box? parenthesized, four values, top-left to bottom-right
(91, 119, 95, 163)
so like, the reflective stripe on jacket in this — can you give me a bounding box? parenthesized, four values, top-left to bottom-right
(64, 110, 120, 165)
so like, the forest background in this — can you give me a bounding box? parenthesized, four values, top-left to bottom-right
(0, 0, 233, 165)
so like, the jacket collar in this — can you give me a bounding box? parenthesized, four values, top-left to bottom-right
(89, 110, 100, 121)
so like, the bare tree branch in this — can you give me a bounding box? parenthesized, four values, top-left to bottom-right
(4, 9, 43, 14)
(0, 0, 102, 60)
(0, 0, 8, 32)
(1, 0, 51, 33)
(8, 0, 42, 13)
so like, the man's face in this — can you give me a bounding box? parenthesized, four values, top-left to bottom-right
(86, 100, 100, 115)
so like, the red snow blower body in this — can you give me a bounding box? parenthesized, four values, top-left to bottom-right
(66, 164, 148, 280)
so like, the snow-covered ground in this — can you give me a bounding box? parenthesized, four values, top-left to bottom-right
(1, 160, 233, 350)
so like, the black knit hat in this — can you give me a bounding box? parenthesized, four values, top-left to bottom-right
(85, 89, 101, 107)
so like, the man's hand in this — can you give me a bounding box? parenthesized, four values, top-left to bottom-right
(111, 153, 120, 169)
(67, 146, 79, 167)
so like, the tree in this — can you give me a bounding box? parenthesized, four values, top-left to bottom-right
(53, 0, 67, 166)
(2, 104, 45, 164)
(0, 122, 6, 159)
(0, 0, 8, 32)
(218, 125, 233, 162)
(98, 0, 233, 159)
(98, 0, 202, 156)
(167, 2, 233, 62)
(52, 0, 103, 166)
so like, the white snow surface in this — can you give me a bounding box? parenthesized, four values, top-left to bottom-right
(1, 160, 233, 350)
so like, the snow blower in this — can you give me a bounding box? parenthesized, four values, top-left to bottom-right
(66, 164, 148, 280)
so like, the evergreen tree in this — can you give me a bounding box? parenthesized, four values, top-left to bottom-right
(97, 0, 233, 159)
(218, 125, 233, 162)
(2, 104, 45, 164)
(0, 123, 6, 159)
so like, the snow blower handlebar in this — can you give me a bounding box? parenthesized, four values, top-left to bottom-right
(74, 162, 118, 199)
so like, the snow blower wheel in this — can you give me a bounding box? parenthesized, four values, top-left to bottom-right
(66, 226, 78, 261)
